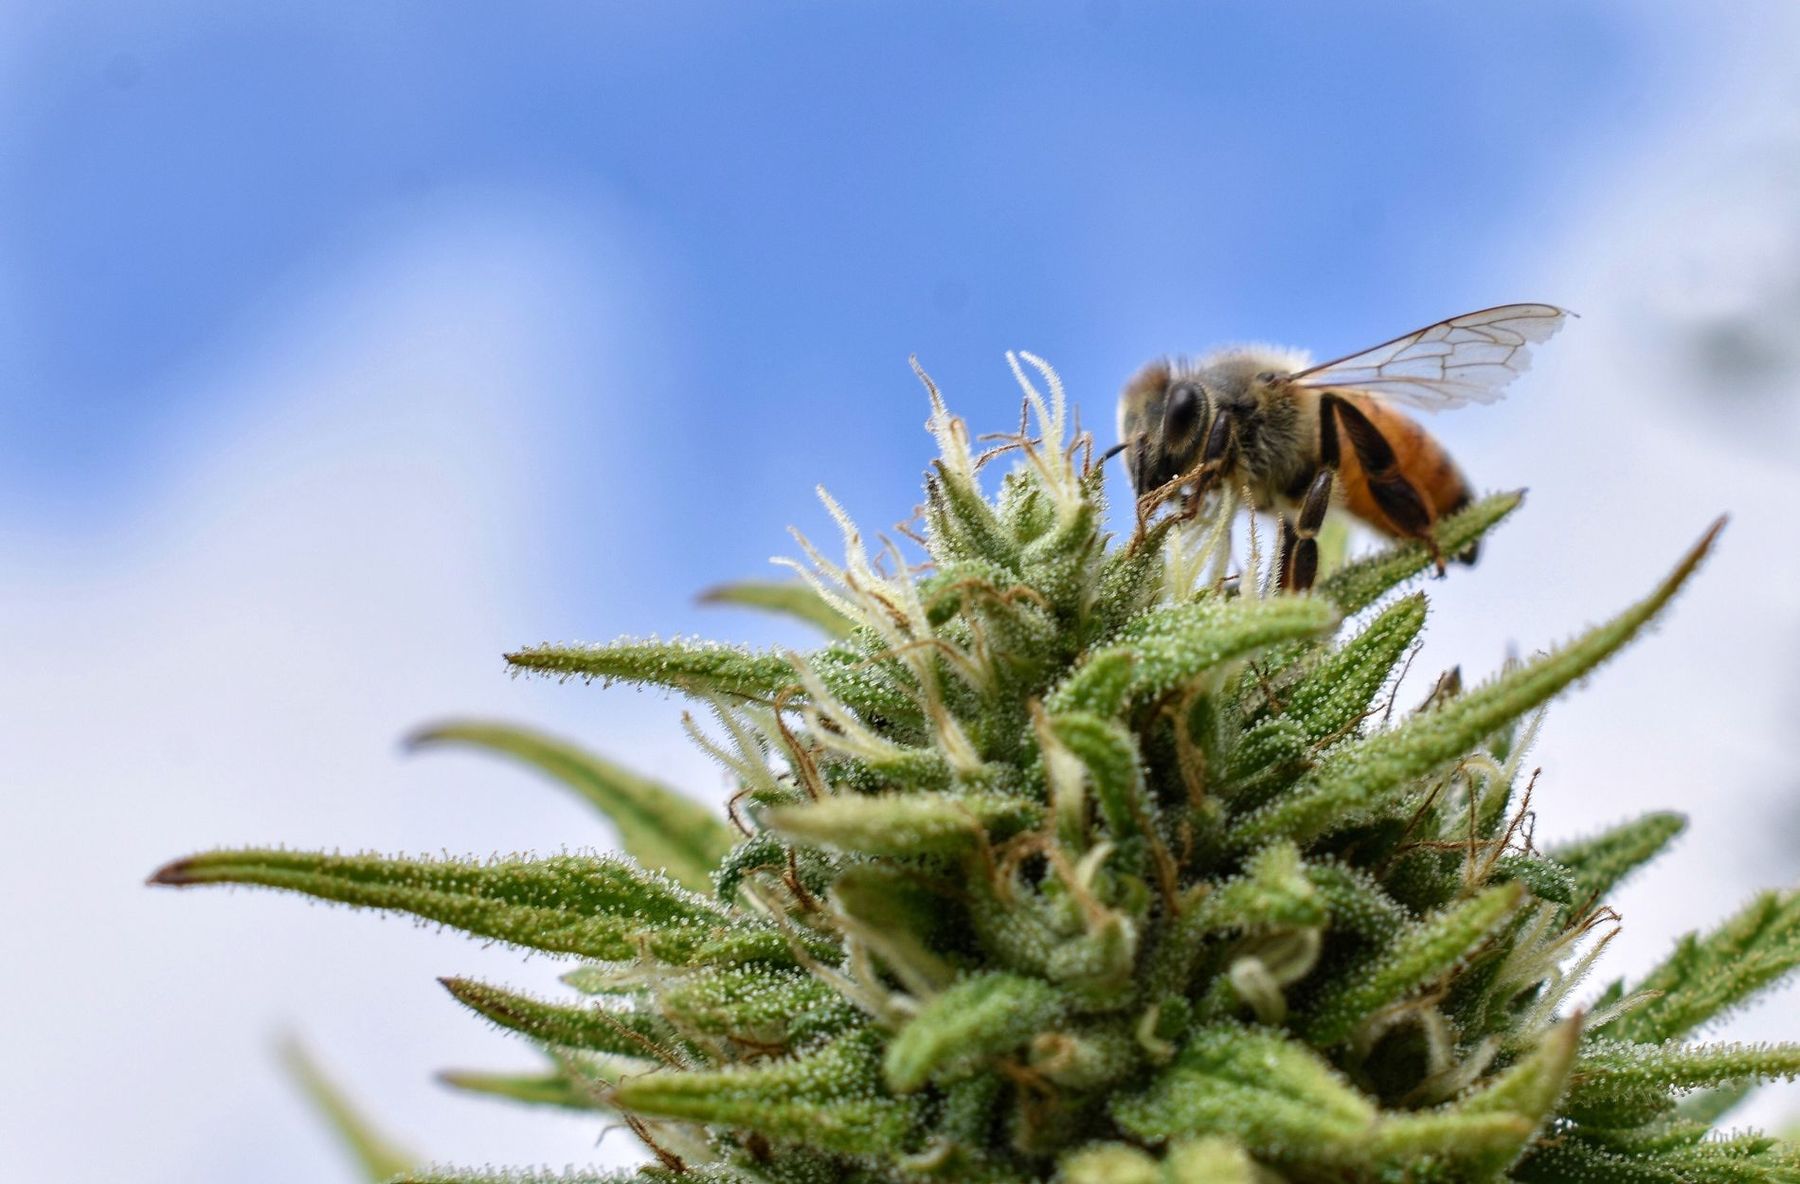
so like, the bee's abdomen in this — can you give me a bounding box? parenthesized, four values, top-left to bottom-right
(1335, 397, 1476, 559)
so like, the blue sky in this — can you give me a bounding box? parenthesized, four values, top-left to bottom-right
(4, 3, 1686, 579)
(6, 4, 1800, 1182)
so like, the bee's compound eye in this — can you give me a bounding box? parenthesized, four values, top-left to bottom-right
(1166, 382, 1202, 437)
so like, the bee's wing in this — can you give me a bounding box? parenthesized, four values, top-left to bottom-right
(1290, 303, 1570, 411)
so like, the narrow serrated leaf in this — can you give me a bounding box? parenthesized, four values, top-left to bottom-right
(1112, 1024, 1373, 1155)
(925, 462, 1021, 570)
(150, 849, 804, 966)
(699, 579, 857, 638)
(1188, 841, 1325, 933)
(885, 972, 1069, 1092)
(1234, 521, 1721, 849)
(1318, 491, 1523, 614)
(1608, 889, 1800, 1043)
(439, 977, 678, 1061)
(282, 1038, 414, 1182)
(655, 964, 862, 1046)
(408, 721, 733, 892)
(1301, 882, 1523, 1045)
(1569, 1038, 1800, 1121)
(612, 1033, 921, 1156)
(505, 637, 797, 701)
(766, 792, 1039, 857)
(1548, 811, 1687, 909)
(1283, 592, 1426, 743)
(396, 1171, 632, 1183)
(1454, 1014, 1582, 1175)
(436, 1059, 611, 1112)
(1048, 711, 1151, 848)
(1049, 597, 1338, 717)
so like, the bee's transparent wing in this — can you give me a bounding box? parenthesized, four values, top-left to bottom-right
(1291, 303, 1570, 411)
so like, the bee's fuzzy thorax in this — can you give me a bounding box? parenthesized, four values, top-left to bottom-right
(1194, 343, 1313, 373)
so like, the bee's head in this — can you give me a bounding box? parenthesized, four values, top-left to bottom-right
(1115, 361, 1213, 496)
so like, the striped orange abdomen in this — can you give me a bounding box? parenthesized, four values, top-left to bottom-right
(1334, 394, 1472, 540)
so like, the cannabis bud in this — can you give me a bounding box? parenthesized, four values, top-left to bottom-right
(155, 355, 1798, 1183)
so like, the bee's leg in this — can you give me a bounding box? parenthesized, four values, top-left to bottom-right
(1280, 469, 1335, 592)
(1277, 516, 1298, 590)
(1191, 408, 1236, 494)
(1177, 408, 1239, 522)
(1323, 395, 1444, 573)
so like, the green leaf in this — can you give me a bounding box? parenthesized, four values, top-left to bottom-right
(1317, 490, 1524, 614)
(439, 978, 679, 1061)
(1516, 1130, 1800, 1184)
(1043, 650, 1135, 720)
(281, 1038, 414, 1182)
(1363, 1111, 1536, 1173)
(1454, 1014, 1582, 1175)
(1218, 716, 1312, 801)
(699, 578, 857, 638)
(1300, 881, 1524, 1046)
(829, 863, 960, 996)
(1188, 841, 1326, 934)
(611, 1032, 922, 1157)
(809, 643, 929, 734)
(407, 721, 734, 893)
(1112, 1023, 1375, 1156)
(1491, 852, 1578, 904)
(1676, 1079, 1757, 1127)
(436, 1055, 613, 1112)
(1028, 1022, 1140, 1089)
(505, 637, 798, 701)
(1160, 1137, 1264, 1184)
(1548, 811, 1687, 910)
(1282, 592, 1426, 743)
(1059, 1143, 1160, 1184)
(1302, 860, 1411, 941)
(150, 849, 806, 966)
(1568, 1038, 1800, 1125)
(1018, 497, 1103, 614)
(1047, 711, 1152, 849)
(395, 1171, 633, 1183)
(1049, 596, 1339, 717)
(1233, 520, 1722, 850)
(653, 964, 862, 1047)
(884, 972, 1069, 1092)
(1087, 524, 1170, 642)
(1608, 889, 1800, 1043)
(925, 460, 1021, 571)
(765, 791, 1039, 857)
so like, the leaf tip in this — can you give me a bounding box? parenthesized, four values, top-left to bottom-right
(400, 723, 450, 753)
(1640, 514, 1726, 613)
(147, 856, 199, 886)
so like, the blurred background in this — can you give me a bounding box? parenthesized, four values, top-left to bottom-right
(4, 2, 1798, 1179)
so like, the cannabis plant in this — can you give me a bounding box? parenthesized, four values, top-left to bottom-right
(155, 355, 1800, 1183)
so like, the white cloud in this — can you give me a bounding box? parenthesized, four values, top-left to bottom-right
(0, 198, 707, 1181)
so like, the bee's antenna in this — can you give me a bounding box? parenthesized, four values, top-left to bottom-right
(1098, 441, 1128, 463)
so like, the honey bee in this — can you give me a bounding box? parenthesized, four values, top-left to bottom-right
(1112, 303, 1569, 591)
